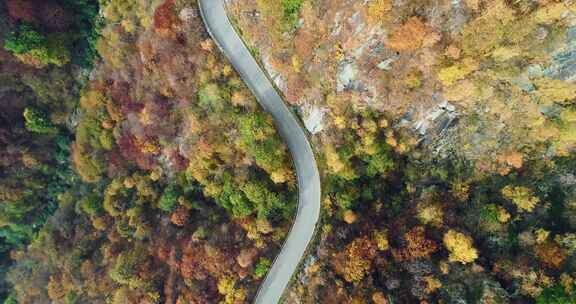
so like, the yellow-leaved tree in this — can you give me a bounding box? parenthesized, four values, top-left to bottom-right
(502, 185, 540, 212)
(443, 230, 478, 264)
(367, 0, 392, 24)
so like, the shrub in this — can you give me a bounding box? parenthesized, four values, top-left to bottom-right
(99, 131, 114, 150)
(3, 293, 18, 304)
(23, 107, 57, 134)
(254, 258, 272, 279)
(4, 24, 71, 67)
(536, 284, 576, 304)
(534, 78, 576, 105)
(4, 23, 45, 54)
(116, 218, 134, 239)
(80, 194, 103, 217)
(170, 206, 189, 226)
(479, 204, 508, 224)
(72, 144, 105, 183)
(417, 203, 444, 227)
(158, 184, 178, 212)
(437, 58, 479, 87)
(373, 230, 389, 251)
(365, 150, 394, 177)
(501, 185, 540, 212)
(217, 276, 247, 304)
(64, 292, 79, 304)
(281, 0, 304, 29)
(198, 83, 226, 111)
(110, 249, 144, 288)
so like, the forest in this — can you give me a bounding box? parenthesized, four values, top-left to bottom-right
(1, 0, 576, 303)
(1, 0, 294, 303)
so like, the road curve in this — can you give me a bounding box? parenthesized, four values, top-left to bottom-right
(197, 1, 321, 303)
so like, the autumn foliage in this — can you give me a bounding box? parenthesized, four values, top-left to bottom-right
(392, 226, 439, 262)
(386, 17, 429, 51)
(333, 236, 378, 283)
(5, 0, 576, 303)
(6, 0, 37, 23)
(154, 0, 181, 37)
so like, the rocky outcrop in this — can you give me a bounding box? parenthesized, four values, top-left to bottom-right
(546, 27, 576, 82)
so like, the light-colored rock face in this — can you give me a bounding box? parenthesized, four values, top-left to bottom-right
(348, 12, 365, 36)
(400, 99, 459, 151)
(560, 173, 576, 186)
(331, 12, 343, 37)
(179, 7, 197, 23)
(262, 55, 288, 93)
(413, 101, 457, 136)
(377, 56, 398, 71)
(545, 27, 576, 82)
(303, 105, 326, 134)
(337, 61, 359, 92)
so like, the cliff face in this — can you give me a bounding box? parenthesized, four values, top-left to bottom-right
(546, 26, 576, 81)
(229, 0, 576, 171)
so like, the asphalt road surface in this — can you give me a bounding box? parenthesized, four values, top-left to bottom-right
(198, 1, 322, 303)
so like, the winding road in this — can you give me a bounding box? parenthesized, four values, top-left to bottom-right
(197, 1, 321, 303)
